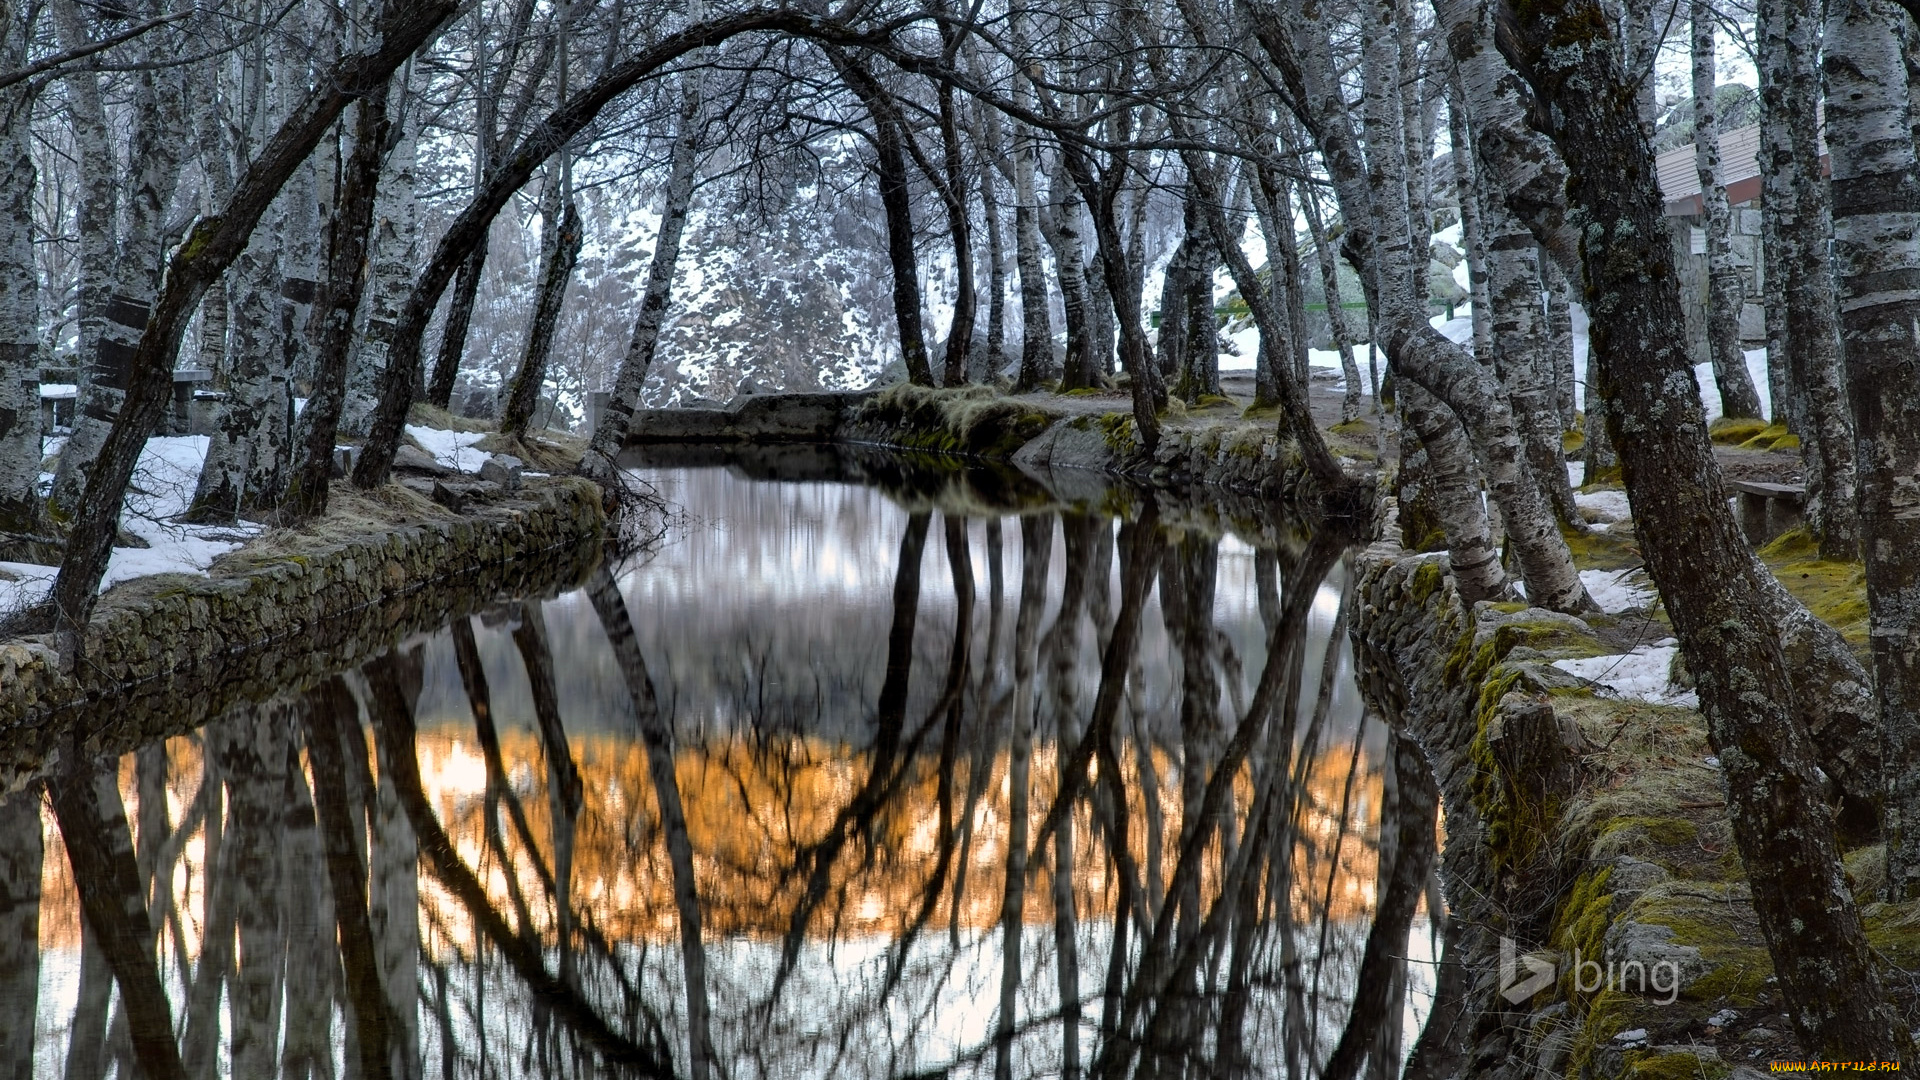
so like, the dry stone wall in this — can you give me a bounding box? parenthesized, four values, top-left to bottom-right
(0, 478, 605, 785)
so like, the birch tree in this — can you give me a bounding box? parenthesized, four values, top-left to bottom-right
(0, 0, 40, 545)
(1823, 0, 1920, 902)
(1758, 0, 1858, 555)
(1691, 0, 1764, 420)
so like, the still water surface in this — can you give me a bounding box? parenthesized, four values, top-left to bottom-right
(12, 462, 1433, 1079)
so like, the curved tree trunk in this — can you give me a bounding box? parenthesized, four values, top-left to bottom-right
(1400, 381, 1512, 603)
(1276, 0, 1590, 610)
(47, 3, 460, 653)
(1692, 0, 1765, 420)
(832, 52, 934, 388)
(499, 191, 583, 441)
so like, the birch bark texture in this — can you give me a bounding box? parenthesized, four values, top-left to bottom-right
(1757, 0, 1857, 556)
(0, 0, 40, 541)
(1823, 0, 1920, 902)
(1691, 0, 1764, 420)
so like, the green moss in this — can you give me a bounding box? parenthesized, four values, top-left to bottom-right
(858, 384, 1059, 459)
(1560, 517, 1643, 571)
(1566, 989, 1636, 1078)
(1862, 897, 1920, 969)
(1758, 527, 1869, 648)
(1192, 394, 1236, 410)
(1769, 433, 1801, 450)
(1241, 404, 1282, 422)
(1095, 412, 1136, 453)
(1623, 1050, 1731, 1080)
(1709, 416, 1770, 445)
(1600, 816, 1699, 846)
(1564, 428, 1586, 454)
(1329, 418, 1371, 436)
(1408, 560, 1446, 605)
(1062, 387, 1104, 398)
(1736, 422, 1792, 451)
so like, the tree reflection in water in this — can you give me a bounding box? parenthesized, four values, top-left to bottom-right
(19, 467, 1437, 1079)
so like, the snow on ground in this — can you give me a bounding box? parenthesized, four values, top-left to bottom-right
(1581, 567, 1656, 614)
(1553, 639, 1698, 707)
(1, 435, 261, 615)
(406, 424, 488, 472)
(1574, 488, 1632, 523)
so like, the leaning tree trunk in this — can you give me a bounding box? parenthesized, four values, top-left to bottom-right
(286, 88, 392, 520)
(832, 52, 934, 387)
(499, 190, 583, 441)
(1399, 382, 1512, 602)
(1759, 0, 1859, 557)
(0, 36, 40, 544)
(1500, 0, 1912, 1057)
(50, 757, 187, 1080)
(1824, 0, 1920, 902)
(1692, 0, 1765, 420)
(578, 69, 703, 482)
(46, 0, 460, 658)
(586, 567, 715, 1080)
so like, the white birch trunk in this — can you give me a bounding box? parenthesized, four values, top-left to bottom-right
(1692, 0, 1764, 419)
(0, 0, 39, 539)
(341, 81, 420, 437)
(1823, 0, 1920, 899)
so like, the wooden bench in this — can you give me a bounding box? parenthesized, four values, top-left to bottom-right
(1729, 480, 1805, 546)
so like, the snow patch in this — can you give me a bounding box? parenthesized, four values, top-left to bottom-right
(406, 425, 489, 472)
(1580, 567, 1656, 614)
(1553, 639, 1697, 707)
(1574, 488, 1632, 523)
